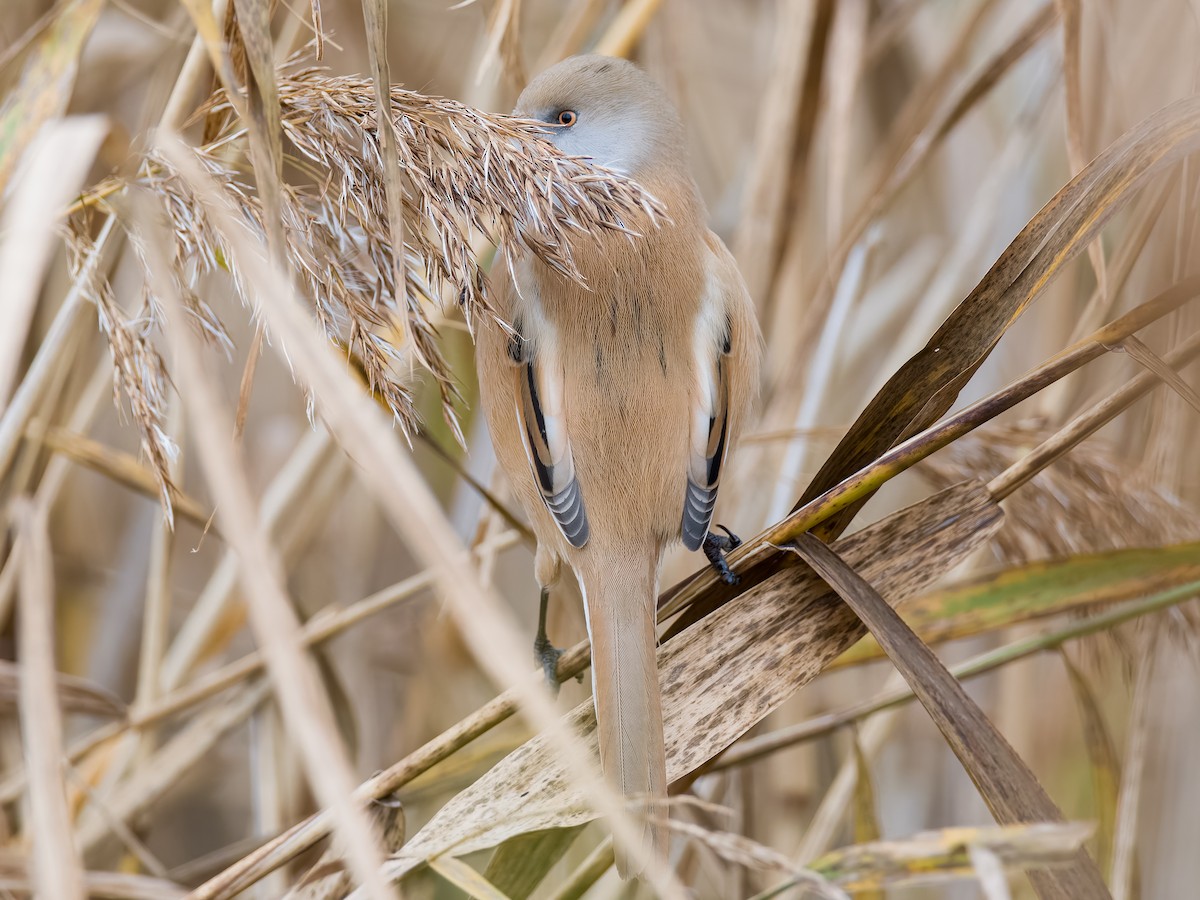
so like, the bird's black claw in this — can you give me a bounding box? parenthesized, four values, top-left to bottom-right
(703, 526, 742, 585)
(712, 523, 742, 550)
(533, 634, 564, 696)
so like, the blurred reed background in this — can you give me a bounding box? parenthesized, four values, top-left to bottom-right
(1, 0, 1199, 897)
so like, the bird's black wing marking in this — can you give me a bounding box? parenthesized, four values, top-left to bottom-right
(515, 341, 590, 549)
(681, 321, 732, 552)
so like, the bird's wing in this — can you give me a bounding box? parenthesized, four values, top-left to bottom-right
(681, 238, 743, 551)
(510, 324, 590, 549)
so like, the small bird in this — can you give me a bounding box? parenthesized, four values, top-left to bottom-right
(475, 55, 761, 876)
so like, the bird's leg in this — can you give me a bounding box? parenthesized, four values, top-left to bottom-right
(703, 524, 742, 585)
(533, 586, 564, 695)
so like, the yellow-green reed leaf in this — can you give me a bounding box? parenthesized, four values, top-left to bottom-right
(715, 580, 1200, 776)
(0, 0, 104, 196)
(545, 838, 614, 900)
(851, 731, 882, 846)
(832, 541, 1200, 668)
(1060, 652, 1120, 877)
(805, 823, 1094, 893)
(484, 828, 585, 900)
(850, 731, 884, 900)
(428, 856, 515, 900)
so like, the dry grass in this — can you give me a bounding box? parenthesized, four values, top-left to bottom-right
(70, 62, 665, 509)
(2, 1, 1200, 898)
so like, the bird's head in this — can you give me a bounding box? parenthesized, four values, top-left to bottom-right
(513, 55, 687, 178)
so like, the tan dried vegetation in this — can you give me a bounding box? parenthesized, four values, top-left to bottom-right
(1, 0, 1199, 898)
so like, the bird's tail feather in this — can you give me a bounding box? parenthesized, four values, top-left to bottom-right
(582, 550, 667, 879)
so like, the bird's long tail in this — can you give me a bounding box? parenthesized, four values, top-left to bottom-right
(581, 549, 667, 878)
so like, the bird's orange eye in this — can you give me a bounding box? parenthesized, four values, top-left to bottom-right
(557, 109, 578, 127)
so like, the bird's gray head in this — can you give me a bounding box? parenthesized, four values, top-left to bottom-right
(513, 55, 687, 178)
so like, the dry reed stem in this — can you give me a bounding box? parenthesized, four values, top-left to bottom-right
(0, 661, 123, 718)
(33, 424, 212, 530)
(1123, 335, 1200, 414)
(970, 845, 1011, 900)
(544, 835, 614, 900)
(142, 527, 520, 731)
(593, 0, 666, 57)
(824, 0, 868, 243)
(0, 116, 107, 407)
(69, 217, 191, 520)
(428, 855, 514, 899)
(0, 525, 520, 813)
(231, 324, 265, 441)
(138, 194, 397, 900)
(732, 0, 820, 307)
(190, 309, 1196, 890)
(75, 682, 271, 856)
(0, 0, 226, 489)
(0, 357, 115, 635)
(1055, 0, 1106, 299)
(1060, 651, 1121, 874)
(988, 331, 1200, 500)
(183, 640, 595, 898)
(13, 497, 85, 900)
(766, 227, 876, 522)
(790, 688, 901, 865)
(284, 798, 404, 900)
(0, 865, 184, 900)
(1065, 174, 1178, 352)
(0, 217, 110, 484)
(770, 1, 1053, 382)
(133, 398, 181, 774)
(924, 423, 1198, 564)
(476, 0, 526, 90)
(535, 0, 607, 71)
(0, 0, 104, 196)
(1110, 645, 1157, 900)
(359, 0, 409, 362)
(158, 428, 336, 692)
(65, 765, 172, 878)
(868, 81, 1053, 386)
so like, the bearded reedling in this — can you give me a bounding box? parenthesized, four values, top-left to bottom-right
(475, 55, 762, 876)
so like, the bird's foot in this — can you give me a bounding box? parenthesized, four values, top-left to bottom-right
(703, 524, 742, 585)
(533, 633, 564, 696)
(534, 586, 564, 695)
